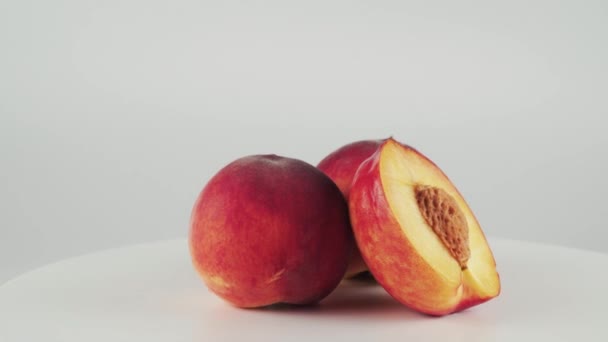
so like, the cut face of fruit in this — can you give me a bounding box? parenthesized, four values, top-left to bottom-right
(349, 139, 500, 315)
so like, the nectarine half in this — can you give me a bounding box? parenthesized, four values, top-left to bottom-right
(349, 138, 500, 315)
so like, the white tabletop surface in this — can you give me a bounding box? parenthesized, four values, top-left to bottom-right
(1, 237, 606, 342)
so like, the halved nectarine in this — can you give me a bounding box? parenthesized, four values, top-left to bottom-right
(349, 138, 500, 315)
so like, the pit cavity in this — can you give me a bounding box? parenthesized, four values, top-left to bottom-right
(414, 185, 470, 269)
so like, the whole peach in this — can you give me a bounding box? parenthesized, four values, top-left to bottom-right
(190, 155, 353, 307)
(317, 140, 382, 277)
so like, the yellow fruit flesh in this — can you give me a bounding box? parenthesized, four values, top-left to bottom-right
(380, 140, 499, 297)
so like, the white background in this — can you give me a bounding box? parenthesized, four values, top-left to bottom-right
(1, 0, 607, 283)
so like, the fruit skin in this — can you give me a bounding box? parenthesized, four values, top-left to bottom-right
(348, 139, 500, 316)
(317, 140, 382, 278)
(317, 140, 383, 199)
(189, 155, 353, 308)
